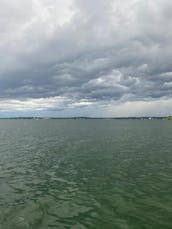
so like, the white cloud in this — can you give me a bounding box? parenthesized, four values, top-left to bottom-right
(0, 97, 68, 111)
(0, 96, 96, 112)
(104, 98, 172, 117)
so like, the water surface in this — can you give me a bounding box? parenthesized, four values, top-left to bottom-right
(0, 119, 172, 228)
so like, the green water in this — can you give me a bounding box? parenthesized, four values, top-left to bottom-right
(0, 119, 172, 229)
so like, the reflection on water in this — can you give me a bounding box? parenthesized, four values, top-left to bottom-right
(0, 119, 172, 228)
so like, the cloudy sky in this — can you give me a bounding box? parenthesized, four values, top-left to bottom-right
(0, 0, 172, 117)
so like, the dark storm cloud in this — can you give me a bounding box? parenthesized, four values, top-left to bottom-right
(0, 0, 172, 112)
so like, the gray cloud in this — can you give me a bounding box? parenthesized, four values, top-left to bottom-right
(0, 0, 172, 115)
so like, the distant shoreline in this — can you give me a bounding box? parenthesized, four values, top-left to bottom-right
(0, 116, 170, 120)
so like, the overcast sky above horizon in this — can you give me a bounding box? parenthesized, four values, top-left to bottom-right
(0, 0, 172, 117)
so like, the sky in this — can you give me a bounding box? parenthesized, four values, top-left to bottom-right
(0, 0, 172, 117)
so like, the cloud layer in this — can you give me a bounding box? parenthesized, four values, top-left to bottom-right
(0, 0, 172, 116)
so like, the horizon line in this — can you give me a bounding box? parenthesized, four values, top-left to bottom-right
(0, 116, 170, 119)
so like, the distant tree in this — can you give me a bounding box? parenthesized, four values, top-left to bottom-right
(167, 116, 172, 120)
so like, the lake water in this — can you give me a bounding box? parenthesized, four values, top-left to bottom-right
(0, 119, 172, 229)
